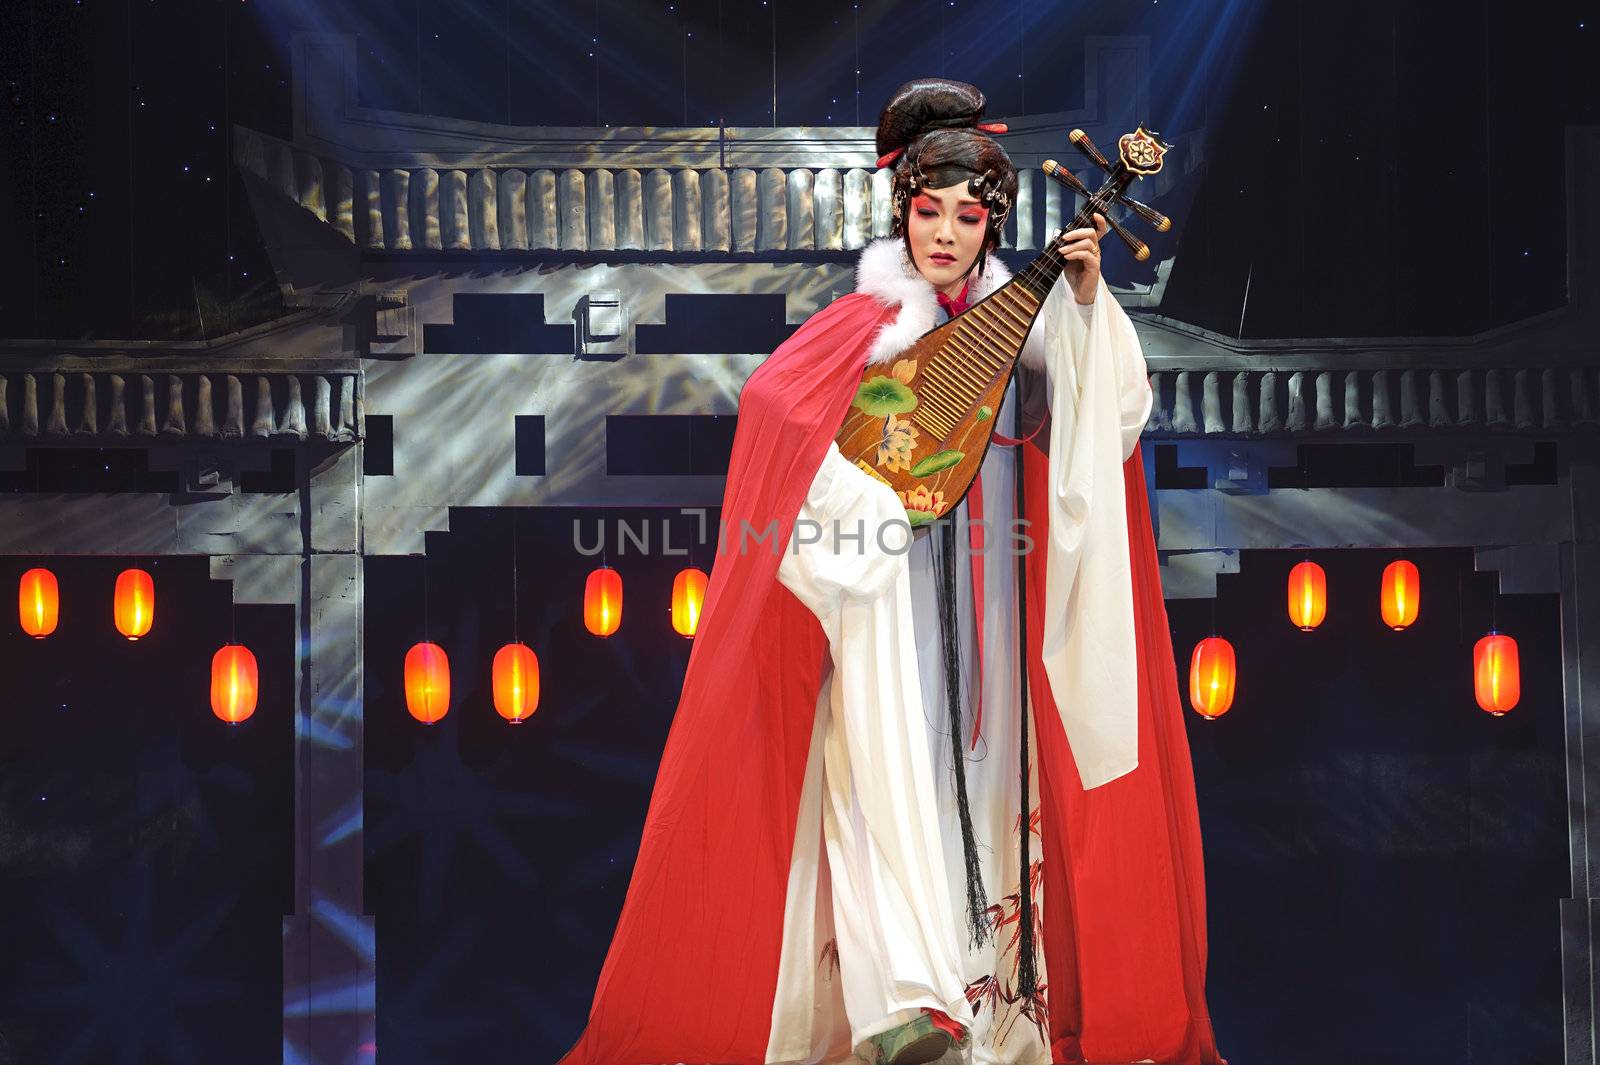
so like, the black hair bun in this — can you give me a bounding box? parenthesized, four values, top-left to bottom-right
(874, 78, 988, 159)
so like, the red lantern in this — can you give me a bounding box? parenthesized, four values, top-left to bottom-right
(1287, 560, 1327, 631)
(114, 567, 155, 640)
(585, 566, 623, 637)
(18, 567, 58, 638)
(671, 567, 708, 638)
(211, 643, 259, 724)
(493, 642, 540, 723)
(1380, 559, 1420, 631)
(1474, 630, 1521, 716)
(1189, 636, 1237, 719)
(405, 641, 451, 723)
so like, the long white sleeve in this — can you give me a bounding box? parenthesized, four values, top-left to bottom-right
(776, 441, 911, 624)
(1019, 278, 1152, 460)
(1027, 275, 1148, 789)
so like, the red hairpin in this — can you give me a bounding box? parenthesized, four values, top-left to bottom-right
(975, 121, 1008, 134)
(875, 146, 905, 169)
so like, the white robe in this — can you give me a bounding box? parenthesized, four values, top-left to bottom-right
(765, 240, 1153, 1065)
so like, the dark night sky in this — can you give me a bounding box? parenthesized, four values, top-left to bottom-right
(1, 0, 1596, 342)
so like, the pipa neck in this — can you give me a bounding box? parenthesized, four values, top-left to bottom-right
(1007, 198, 1107, 302)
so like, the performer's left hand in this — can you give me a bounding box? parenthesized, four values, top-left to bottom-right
(1055, 212, 1107, 306)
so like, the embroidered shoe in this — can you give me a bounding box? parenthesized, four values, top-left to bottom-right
(867, 1007, 970, 1065)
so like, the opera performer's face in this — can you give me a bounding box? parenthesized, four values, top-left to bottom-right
(907, 181, 989, 296)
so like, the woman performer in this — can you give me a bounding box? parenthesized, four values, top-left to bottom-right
(557, 78, 1225, 1065)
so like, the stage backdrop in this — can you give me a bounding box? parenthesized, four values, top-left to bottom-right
(359, 516, 1564, 1065)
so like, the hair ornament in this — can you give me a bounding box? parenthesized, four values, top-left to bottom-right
(875, 78, 1018, 269)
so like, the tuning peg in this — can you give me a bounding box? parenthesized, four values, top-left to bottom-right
(1040, 159, 1093, 198)
(1068, 129, 1113, 172)
(1116, 193, 1172, 233)
(1103, 214, 1150, 262)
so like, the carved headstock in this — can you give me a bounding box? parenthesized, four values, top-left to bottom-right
(1041, 125, 1173, 262)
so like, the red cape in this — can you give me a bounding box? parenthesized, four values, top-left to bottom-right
(558, 292, 1225, 1065)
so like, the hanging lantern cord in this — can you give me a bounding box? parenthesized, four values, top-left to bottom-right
(423, 548, 430, 643)
(512, 510, 520, 643)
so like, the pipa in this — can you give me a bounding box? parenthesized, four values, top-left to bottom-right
(835, 125, 1172, 524)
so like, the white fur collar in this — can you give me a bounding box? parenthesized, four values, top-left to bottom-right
(853, 237, 1012, 366)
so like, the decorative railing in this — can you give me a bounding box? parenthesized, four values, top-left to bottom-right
(0, 365, 361, 442)
(233, 126, 1095, 255)
(1144, 366, 1598, 436)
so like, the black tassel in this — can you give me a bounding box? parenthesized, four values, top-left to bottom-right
(932, 516, 992, 949)
(1012, 390, 1041, 999)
